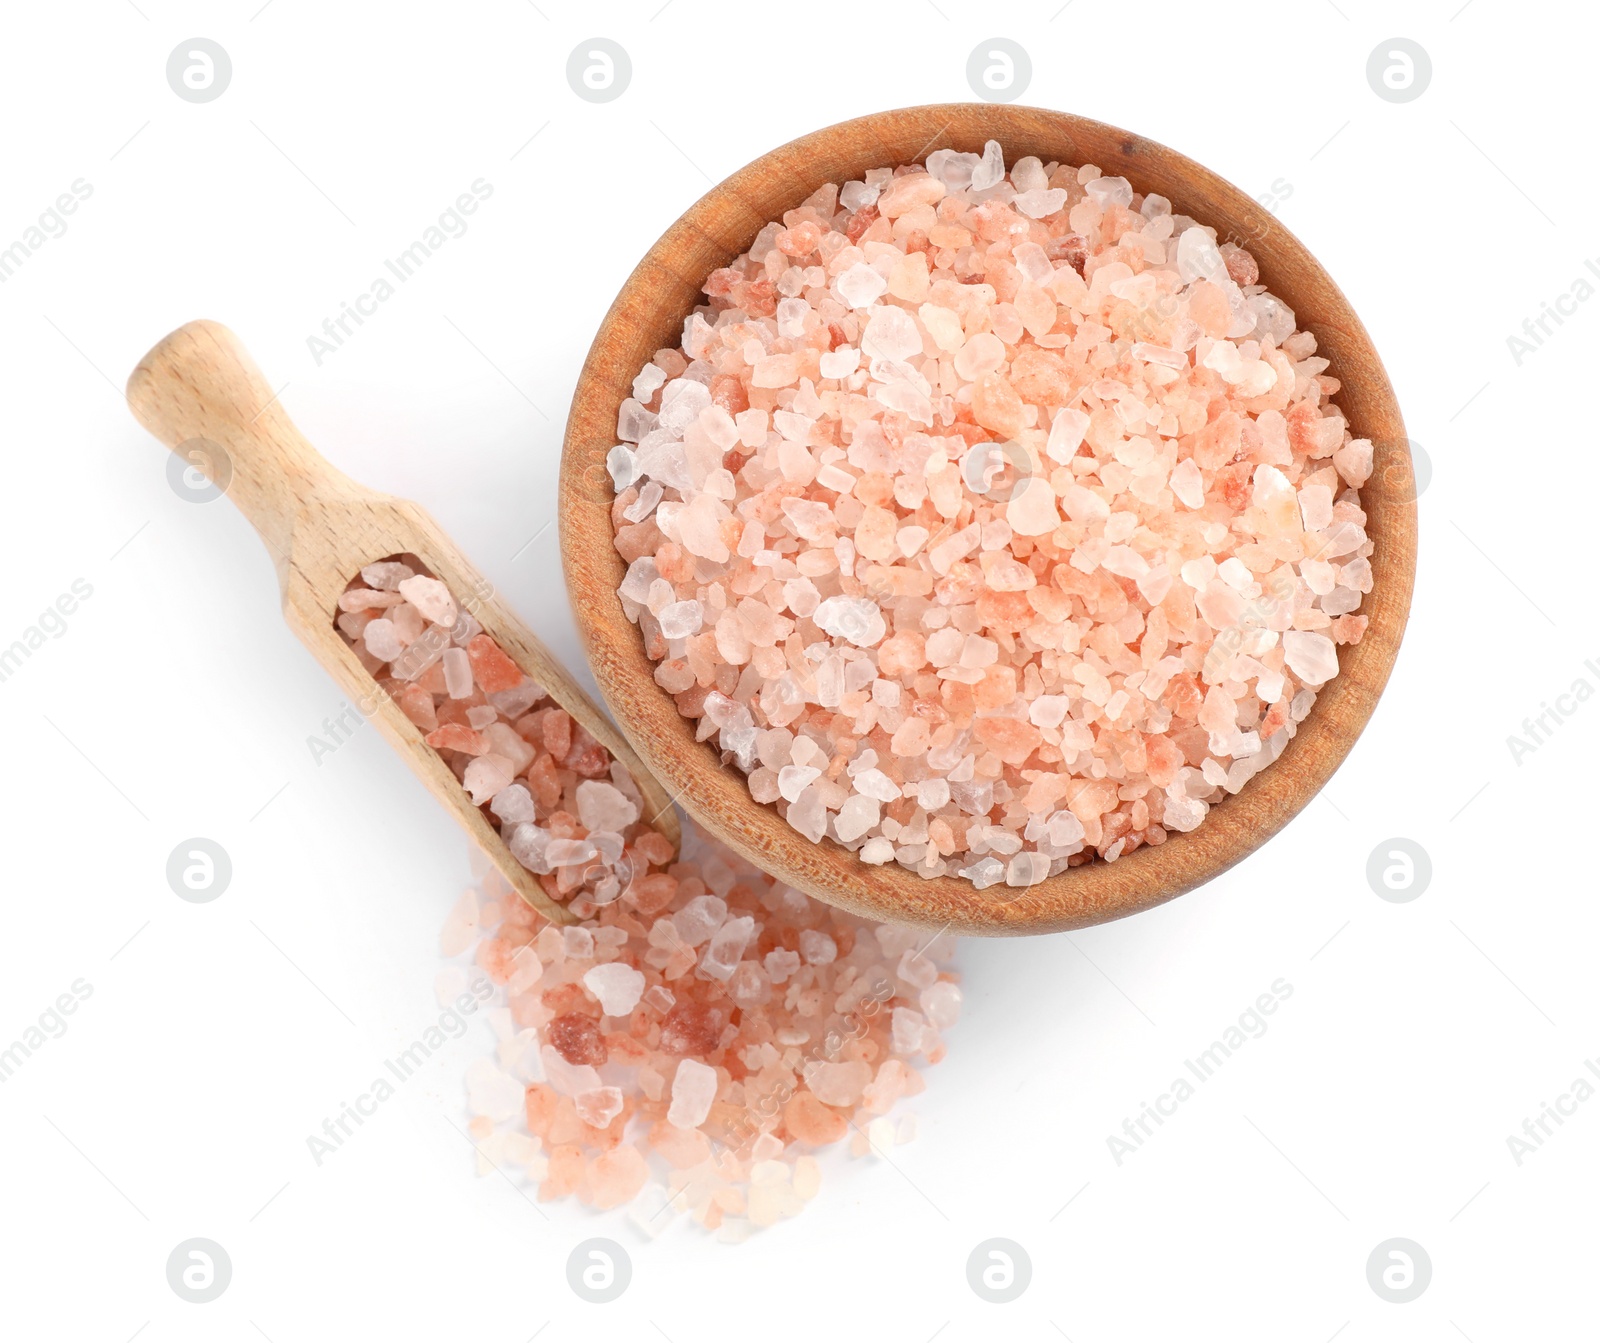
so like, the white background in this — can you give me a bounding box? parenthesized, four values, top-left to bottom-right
(0, 1, 1591, 1338)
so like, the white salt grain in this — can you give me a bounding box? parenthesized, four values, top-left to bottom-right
(574, 780, 640, 834)
(836, 263, 887, 309)
(397, 575, 457, 627)
(582, 962, 646, 1017)
(667, 1059, 718, 1129)
(442, 646, 473, 699)
(778, 765, 821, 802)
(1282, 630, 1339, 684)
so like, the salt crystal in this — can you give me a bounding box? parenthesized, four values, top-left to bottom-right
(970, 139, 1005, 191)
(657, 599, 702, 639)
(675, 493, 731, 561)
(1014, 187, 1068, 219)
(836, 263, 887, 309)
(860, 837, 895, 864)
(700, 915, 755, 980)
(806, 1059, 871, 1108)
(442, 647, 473, 699)
(360, 561, 414, 591)
(764, 947, 801, 983)
(624, 481, 664, 524)
(488, 680, 544, 718)
(1102, 545, 1149, 580)
(632, 363, 668, 402)
(583, 962, 646, 1016)
(658, 379, 711, 435)
(954, 332, 1006, 382)
(1006, 852, 1051, 886)
(1047, 810, 1086, 848)
(1282, 630, 1339, 684)
(778, 764, 821, 803)
(957, 856, 1005, 888)
(541, 1044, 602, 1099)
(489, 783, 535, 825)
(892, 1007, 927, 1056)
(1334, 437, 1374, 488)
(506, 947, 542, 996)
(799, 929, 837, 965)
(1163, 457, 1204, 510)
(506, 822, 550, 872)
(363, 618, 405, 662)
(1163, 794, 1208, 832)
(1046, 407, 1090, 462)
(667, 1058, 718, 1128)
(812, 595, 887, 647)
(851, 768, 900, 803)
(921, 981, 962, 1029)
(574, 1086, 624, 1129)
(617, 398, 656, 442)
(575, 780, 640, 834)
(1086, 175, 1133, 208)
(606, 445, 638, 490)
(672, 895, 727, 947)
(1006, 477, 1061, 537)
(1176, 227, 1225, 283)
(396, 575, 456, 627)
(861, 306, 923, 363)
(547, 838, 598, 869)
(463, 754, 515, 804)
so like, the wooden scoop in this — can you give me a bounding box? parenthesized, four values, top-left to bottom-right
(127, 319, 680, 924)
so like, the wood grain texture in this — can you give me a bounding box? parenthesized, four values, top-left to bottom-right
(127, 320, 681, 924)
(562, 105, 1417, 936)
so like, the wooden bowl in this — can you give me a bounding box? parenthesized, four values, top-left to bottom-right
(559, 103, 1416, 936)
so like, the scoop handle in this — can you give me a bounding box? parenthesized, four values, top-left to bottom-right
(126, 320, 352, 575)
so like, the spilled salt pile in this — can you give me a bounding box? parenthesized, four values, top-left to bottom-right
(444, 819, 960, 1239)
(337, 558, 960, 1235)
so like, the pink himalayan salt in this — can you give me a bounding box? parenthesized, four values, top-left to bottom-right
(396, 574, 457, 626)
(609, 142, 1374, 888)
(575, 1086, 625, 1129)
(464, 633, 524, 694)
(361, 560, 414, 591)
(451, 820, 960, 1233)
(362, 618, 405, 663)
(587, 1145, 650, 1210)
(335, 555, 654, 914)
(463, 753, 516, 804)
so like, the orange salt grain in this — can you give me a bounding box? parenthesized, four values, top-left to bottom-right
(463, 634, 523, 694)
(524, 1084, 559, 1138)
(586, 1145, 650, 1209)
(784, 1092, 848, 1147)
(397, 683, 438, 731)
(542, 709, 572, 760)
(541, 1144, 584, 1201)
(425, 723, 490, 755)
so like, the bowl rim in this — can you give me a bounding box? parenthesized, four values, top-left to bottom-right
(559, 102, 1416, 935)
